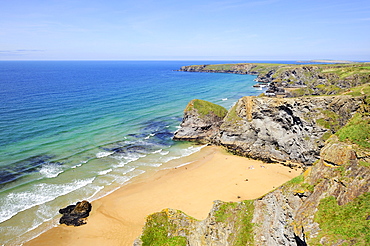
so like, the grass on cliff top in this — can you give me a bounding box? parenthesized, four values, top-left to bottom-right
(140, 211, 187, 246)
(188, 63, 287, 75)
(310, 192, 370, 245)
(214, 200, 255, 246)
(336, 112, 370, 149)
(343, 83, 370, 97)
(185, 99, 227, 118)
(321, 65, 370, 79)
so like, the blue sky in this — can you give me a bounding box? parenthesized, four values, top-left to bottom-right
(1, 0, 370, 60)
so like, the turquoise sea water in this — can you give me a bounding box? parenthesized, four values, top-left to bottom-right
(0, 60, 269, 245)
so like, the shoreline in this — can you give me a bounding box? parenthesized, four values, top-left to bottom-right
(24, 146, 301, 246)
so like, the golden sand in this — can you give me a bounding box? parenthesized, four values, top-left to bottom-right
(25, 146, 301, 246)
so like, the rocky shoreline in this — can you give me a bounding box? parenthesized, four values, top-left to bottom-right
(179, 62, 370, 98)
(134, 64, 370, 245)
(173, 96, 363, 166)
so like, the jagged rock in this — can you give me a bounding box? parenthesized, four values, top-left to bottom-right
(253, 136, 370, 245)
(219, 95, 363, 165)
(135, 95, 369, 245)
(320, 135, 357, 166)
(59, 200, 92, 226)
(175, 96, 363, 166)
(173, 99, 227, 143)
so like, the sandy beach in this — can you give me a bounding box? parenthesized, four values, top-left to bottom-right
(25, 146, 301, 246)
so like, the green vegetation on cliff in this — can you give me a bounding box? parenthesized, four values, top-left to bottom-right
(185, 99, 227, 118)
(139, 201, 255, 246)
(141, 64, 370, 245)
(345, 83, 370, 97)
(336, 112, 370, 149)
(140, 210, 188, 246)
(336, 94, 370, 149)
(311, 193, 370, 245)
(321, 65, 370, 79)
(214, 200, 255, 246)
(223, 103, 243, 123)
(181, 62, 370, 97)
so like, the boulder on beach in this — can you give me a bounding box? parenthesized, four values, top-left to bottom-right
(59, 200, 92, 226)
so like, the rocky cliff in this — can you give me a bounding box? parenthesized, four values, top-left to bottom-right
(135, 78, 369, 245)
(179, 63, 370, 97)
(174, 95, 364, 166)
(173, 99, 228, 143)
(135, 111, 370, 245)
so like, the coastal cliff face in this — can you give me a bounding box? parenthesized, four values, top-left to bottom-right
(172, 99, 227, 143)
(174, 95, 364, 166)
(179, 63, 370, 97)
(252, 134, 370, 245)
(135, 134, 370, 246)
(135, 65, 369, 245)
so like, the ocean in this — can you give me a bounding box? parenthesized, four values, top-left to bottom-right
(0, 60, 270, 245)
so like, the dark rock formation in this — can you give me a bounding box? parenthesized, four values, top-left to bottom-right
(59, 200, 92, 226)
(220, 95, 363, 165)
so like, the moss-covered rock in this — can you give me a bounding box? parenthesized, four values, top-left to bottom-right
(139, 209, 191, 246)
(184, 99, 228, 119)
(173, 99, 227, 143)
(136, 201, 255, 246)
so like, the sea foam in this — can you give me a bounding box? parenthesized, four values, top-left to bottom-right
(0, 178, 95, 223)
(96, 151, 114, 158)
(39, 164, 63, 178)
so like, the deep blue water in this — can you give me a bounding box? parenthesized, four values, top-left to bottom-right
(0, 60, 277, 244)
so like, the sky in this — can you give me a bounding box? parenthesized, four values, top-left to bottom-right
(0, 0, 370, 61)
